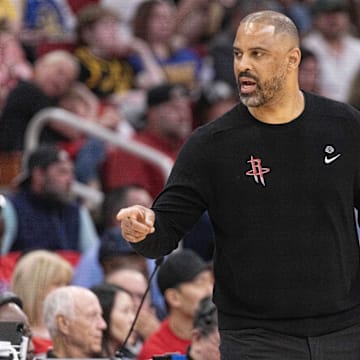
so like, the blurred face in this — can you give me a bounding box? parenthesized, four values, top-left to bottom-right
(107, 270, 150, 309)
(66, 292, 107, 356)
(147, 2, 175, 43)
(109, 291, 136, 344)
(233, 21, 293, 107)
(173, 270, 214, 317)
(154, 97, 192, 142)
(36, 60, 78, 97)
(89, 17, 129, 56)
(315, 11, 350, 40)
(299, 56, 319, 92)
(40, 160, 74, 202)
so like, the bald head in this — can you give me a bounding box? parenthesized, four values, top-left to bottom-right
(240, 10, 300, 47)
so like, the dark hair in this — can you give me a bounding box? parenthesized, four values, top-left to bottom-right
(90, 283, 131, 357)
(102, 184, 144, 228)
(300, 47, 317, 64)
(132, 0, 172, 41)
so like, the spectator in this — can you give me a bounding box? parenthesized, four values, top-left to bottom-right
(131, 0, 203, 91)
(0, 50, 79, 153)
(186, 296, 220, 360)
(43, 285, 107, 358)
(20, 0, 76, 60)
(194, 80, 238, 127)
(91, 283, 136, 359)
(298, 47, 321, 93)
(302, 0, 360, 101)
(137, 249, 213, 360)
(105, 268, 161, 346)
(0, 291, 35, 360)
(102, 83, 192, 198)
(0, 29, 33, 110)
(10, 250, 73, 355)
(74, 4, 164, 101)
(57, 82, 131, 190)
(0, 145, 99, 253)
(72, 184, 153, 287)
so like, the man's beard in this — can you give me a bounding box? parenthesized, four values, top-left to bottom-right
(237, 69, 287, 107)
(40, 182, 71, 206)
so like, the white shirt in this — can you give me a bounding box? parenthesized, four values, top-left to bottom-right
(302, 32, 360, 102)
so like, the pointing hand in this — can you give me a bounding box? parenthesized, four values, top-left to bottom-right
(116, 205, 155, 243)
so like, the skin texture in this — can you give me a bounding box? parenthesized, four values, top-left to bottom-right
(116, 11, 304, 243)
(51, 288, 107, 358)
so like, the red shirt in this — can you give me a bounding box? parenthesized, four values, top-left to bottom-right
(137, 318, 191, 360)
(102, 131, 179, 199)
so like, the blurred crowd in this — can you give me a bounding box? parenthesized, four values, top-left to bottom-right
(0, 0, 360, 359)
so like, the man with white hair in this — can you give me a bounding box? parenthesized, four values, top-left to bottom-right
(43, 285, 106, 358)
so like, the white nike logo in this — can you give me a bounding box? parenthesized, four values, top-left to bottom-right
(324, 154, 341, 164)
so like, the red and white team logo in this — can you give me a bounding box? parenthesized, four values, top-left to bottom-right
(245, 155, 270, 186)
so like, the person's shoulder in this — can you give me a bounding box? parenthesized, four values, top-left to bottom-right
(305, 92, 360, 129)
(193, 103, 243, 136)
(305, 92, 359, 113)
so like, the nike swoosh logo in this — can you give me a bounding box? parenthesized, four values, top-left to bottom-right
(324, 154, 341, 164)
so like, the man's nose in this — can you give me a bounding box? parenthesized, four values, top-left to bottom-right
(235, 53, 252, 73)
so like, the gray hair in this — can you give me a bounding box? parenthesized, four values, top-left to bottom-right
(240, 10, 300, 47)
(43, 286, 78, 338)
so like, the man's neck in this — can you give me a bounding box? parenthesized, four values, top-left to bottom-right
(248, 89, 305, 125)
(52, 341, 90, 359)
(168, 312, 193, 340)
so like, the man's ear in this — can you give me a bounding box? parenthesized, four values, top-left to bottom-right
(57, 314, 71, 335)
(288, 47, 301, 70)
(164, 288, 182, 309)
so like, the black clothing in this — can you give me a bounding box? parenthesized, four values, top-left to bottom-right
(133, 92, 360, 337)
(220, 323, 360, 360)
(0, 81, 65, 152)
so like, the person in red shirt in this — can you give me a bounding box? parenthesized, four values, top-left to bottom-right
(137, 249, 213, 360)
(102, 83, 193, 198)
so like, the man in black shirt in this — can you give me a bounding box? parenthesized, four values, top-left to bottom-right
(116, 10, 360, 359)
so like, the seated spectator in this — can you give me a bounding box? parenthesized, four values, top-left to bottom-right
(102, 83, 192, 198)
(43, 285, 107, 358)
(131, 0, 203, 91)
(91, 283, 136, 359)
(20, 0, 76, 59)
(74, 4, 164, 103)
(0, 291, 35, 360)
(302, 0, 360, 101)
(57, 82, 129, 190)
(186, 296, 220, 360)
(10, 250, 73, 355)
(0, 50, 79, 153)
(72, 184, 153, 287)
(298, 47, 320, 94)
(1, 145, 99, 253)
(194, 80, 238, 127)
(106, 268, 161, 346)
(137, 249, 214, 360)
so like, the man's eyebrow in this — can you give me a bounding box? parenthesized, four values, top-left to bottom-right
(233, 46, 270, 52)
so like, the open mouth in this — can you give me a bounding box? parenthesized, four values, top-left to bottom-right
(239, 78, 257, 94)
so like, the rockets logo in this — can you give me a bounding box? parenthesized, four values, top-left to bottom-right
(245, 155, 270, 186)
